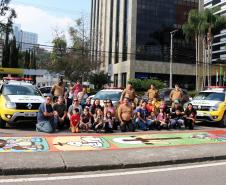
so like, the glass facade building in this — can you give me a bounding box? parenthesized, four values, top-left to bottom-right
(136, 0, 198, 63)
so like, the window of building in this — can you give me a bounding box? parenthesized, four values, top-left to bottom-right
(122, 0, 128, 61)
(114, 74, 118, 87)
(121, 73, 127, 88)
(109, 0, 114, 64)
(115, 0, 120, 64)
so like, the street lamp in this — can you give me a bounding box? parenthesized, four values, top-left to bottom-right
(169, 29, 178, 89)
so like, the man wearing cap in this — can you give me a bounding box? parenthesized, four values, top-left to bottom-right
(169, 84, 183, 106)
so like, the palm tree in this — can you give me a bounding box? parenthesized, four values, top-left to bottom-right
(183, 8, 226, 90)
(182, 9, 206, 91)
(202, 8, 226, 86)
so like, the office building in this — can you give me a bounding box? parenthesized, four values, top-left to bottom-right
(90, 0, 198, 88)
(13, 24, 38, 51)
(204, 0, 226, 63)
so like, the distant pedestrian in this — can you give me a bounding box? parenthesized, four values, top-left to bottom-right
(73, 80, 82, 98)
(147, 84, 159, 101)
(169, 84, 183, 106)
(120, 83, 136, 103)
(51, 80, 65, 102)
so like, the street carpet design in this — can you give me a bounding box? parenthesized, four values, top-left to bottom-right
(1, 130, 226, 152)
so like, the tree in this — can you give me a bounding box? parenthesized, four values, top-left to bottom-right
(9, 36, 19, 68)
(89, 71, 111, 89)
(182, 9, 206, 91)
(51, 35, 67, 64)
(0, 0, 16, 67)
(182, 8, 226, 89)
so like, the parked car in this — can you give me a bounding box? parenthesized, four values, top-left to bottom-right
(38, 86, 52, 97)
(0, 79, 45, 128)
(159, 88, 190, 106)
(39, 86, 68, 98)
(91, 89, 123, 107)
(188, 87, 226, 126)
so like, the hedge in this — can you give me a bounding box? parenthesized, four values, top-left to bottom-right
(128, 78, 166, 91)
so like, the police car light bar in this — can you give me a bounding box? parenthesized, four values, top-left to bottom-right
(3, 77, 33, 81)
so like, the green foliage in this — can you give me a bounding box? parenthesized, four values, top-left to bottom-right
(89, 71, 111, 89)
(128, 78, 166, 91)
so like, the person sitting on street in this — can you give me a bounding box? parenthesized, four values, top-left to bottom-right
(53, 96, 68, 129)
(36, 96, 57, 133)
(79, 107, 93, 132)
(68, 98, 83, 118)
(147, 111, 157, 130)
(169, 100, 184, 129)
(135, 101, 151, 131)
(118, 98, 135, 132)
(82, 97, 92, 109)
(184, 103, 197, 130)
(104, 111, 114, 133)
(70, 108, 80, 133)
(156, 106, 168, 130)
(93, 108, 105, 133)
(90, 99, 103, 115)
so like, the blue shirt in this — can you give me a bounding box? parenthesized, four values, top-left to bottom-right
(37, 103, 53, 122)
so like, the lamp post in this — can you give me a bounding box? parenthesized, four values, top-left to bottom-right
(169, 29, 178, 89)
(20, 30, 23, 51)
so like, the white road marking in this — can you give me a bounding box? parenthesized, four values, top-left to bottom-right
(1, 161, 226, 183)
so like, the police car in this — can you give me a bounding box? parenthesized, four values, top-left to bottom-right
(189, 86, 226, 127)
(0, 78, 45, 128)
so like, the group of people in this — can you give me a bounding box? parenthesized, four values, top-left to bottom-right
(36, 80, 197, 134)
(118, 83, 196, 131)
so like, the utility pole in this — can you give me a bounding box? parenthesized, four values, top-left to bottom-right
(169, 29, 178, 89)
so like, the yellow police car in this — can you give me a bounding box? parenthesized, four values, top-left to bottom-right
(0, 78, 45, 128)
(190, 87, 226, 127)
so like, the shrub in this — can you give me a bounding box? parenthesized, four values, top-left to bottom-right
(128, 78, 166, 91)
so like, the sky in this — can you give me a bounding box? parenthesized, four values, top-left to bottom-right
(11, 0, 91, 46)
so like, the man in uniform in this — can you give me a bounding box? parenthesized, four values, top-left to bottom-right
(147, 84, 158, 101)
(169, 84, 183, 106)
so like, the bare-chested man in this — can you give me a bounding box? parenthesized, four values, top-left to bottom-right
(117, 98, 135, 132)
(120, 83, 136, 103)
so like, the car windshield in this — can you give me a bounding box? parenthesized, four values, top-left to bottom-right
(194, 92, 225, 101)
(93, 91, 122, 101)
(39, 87, 51, 94)
(2, 85, 41, 96)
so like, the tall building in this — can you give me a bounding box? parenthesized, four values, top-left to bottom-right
(90, 0, 198, 88)
(13, 24, 38, 51)
(204, 0, 226, 63)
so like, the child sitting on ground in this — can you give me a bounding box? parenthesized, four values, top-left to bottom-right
(147, 111, 157, 129)
(93, 108, 105, 133)
(104, 111, 114, 133)
(70, 108, 80, 133)
(156, 107, 168, 130)
(79, 107, 93, 132)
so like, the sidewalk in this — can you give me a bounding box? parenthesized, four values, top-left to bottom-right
(1, 130, 226, 175)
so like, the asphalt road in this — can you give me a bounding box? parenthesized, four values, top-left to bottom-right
(1, 161, 226, 185)
(0, 121, 223, 136)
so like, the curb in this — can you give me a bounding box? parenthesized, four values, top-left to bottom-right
(1, 155, 226, 176)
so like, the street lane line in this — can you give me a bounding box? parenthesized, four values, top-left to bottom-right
(1, 161, 226, 183)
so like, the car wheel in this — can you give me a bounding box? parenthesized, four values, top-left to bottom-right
(218, 113, 226, 128)
(0, 117, 6, 129)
